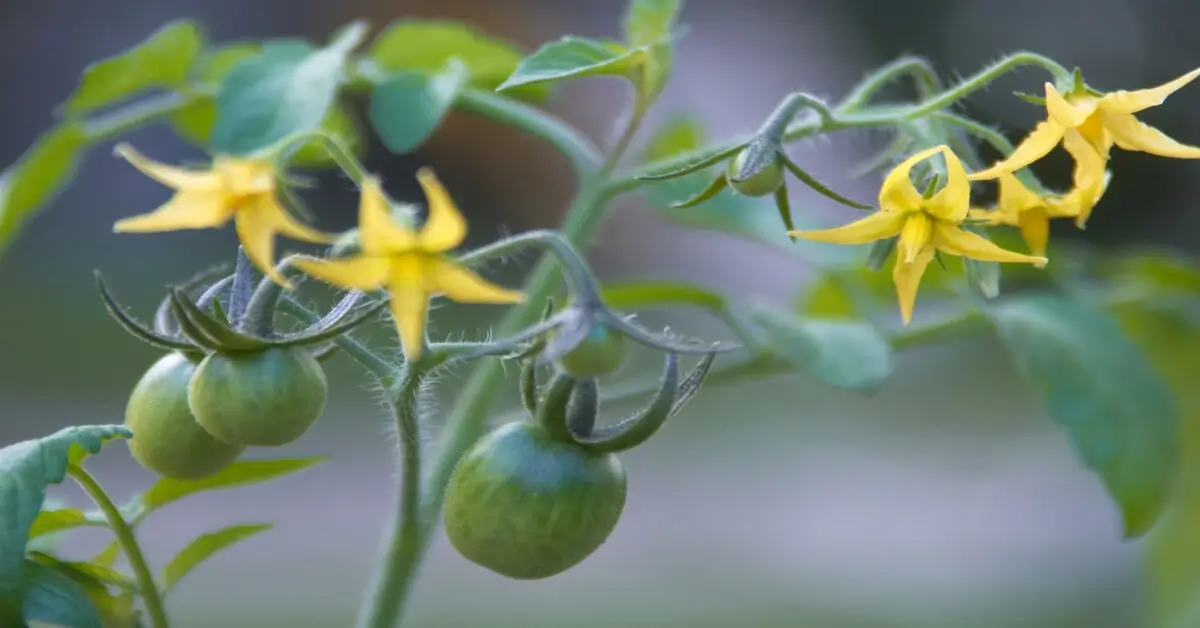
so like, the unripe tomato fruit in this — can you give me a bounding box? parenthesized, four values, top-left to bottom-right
(444, 421, 627, 579)
(725, 150, 784, 197)
(556, 322, 629, 379)
(188, 347, 328, 447)
(125, 353, 245, 479)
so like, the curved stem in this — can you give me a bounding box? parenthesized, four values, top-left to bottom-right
(276, 295, 394, 384)
(455, 229, 604, 306)
(601, 99, 649, 174)
(456, 88, 603, 173)
(82, 92, 193, 142)
(932, 111, 1047, 193)
(356, 362, 428, 628)
(839, 55, 940, 112)
(69, 465, 170, 628)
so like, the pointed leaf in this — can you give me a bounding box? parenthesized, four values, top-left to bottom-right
(369, 58, 469, 154)
(0, 122, 89, 260)
(138, 458, 327, 516)
(27, 552, 136, 593)
(750, 305, 893, 392)
(20, 561, 102, 628)
(28, 509, 104, 541)
(602, 280, 725, 312)
(161, 523, 272, 593)
(497, 36, 638, 92)
(623, 0, 682, 47)
(986, 294, 1178, 538)
(64, 20, 204, 114)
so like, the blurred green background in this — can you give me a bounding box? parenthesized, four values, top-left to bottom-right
(6, 0, 1200, 626)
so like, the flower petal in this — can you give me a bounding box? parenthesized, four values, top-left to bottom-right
(415, 168, 468, 253)
(879, 146, 944, 212)
(891, 245, 934, 325)
(113, 191, 233, 233)
(291, 255, 390, 291)
(234, 208, 288, 287)
(1103, 112, 1200, 159)
(1060, 130, 1111, 226)
(996, 172, 1044, 213)
(1045, 83, 1096, 128)
(1016, 208, 1050, 266)
(358, 177, 418, 254)
(789, 209, 906, 245)
(1099, 68, 1200, 114)
(429, 259, 525, 304)
(967, 120, 1065, 180)
(932, 222, 1046, 265)
(967, 207, 1009, 226)
(388, 256, 431, 361)
(897, 214, 932, 263)
(259, 196, 337, 245)
(114, 143, 223, 190)
(925, 146, 970, 222)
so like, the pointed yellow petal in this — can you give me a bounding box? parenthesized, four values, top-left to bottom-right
(214, 157, 276, 196)
(789, 210, 906, 245)
(996, 172, 1043, 213)
(114, 143, 223, 190)
(358, 177, 419, 254)
(897, 214, 932, 263)
(1016, 208, 1050, 267)
(967, 120, 1065, 180)
(924, 146, 970, 222)
(1060, 130, 1111, 227)
(1103, 111, 1200, 159)
(967, 207, 1008, 225)
(258, 196, 337, 245)
(429, 259, 525, 304)
(932, 222, 1046, 265)
(879, 146, 944, 211)
(891, 245, 934, 325)
(1045, 83, 1096, 128)
(291, 255, 390, 291)
(1099, 68, 1200, 114)
(415, 168, 468, 252)
(387, 256, 431, 361)
(113, 191, 233, 233)
(234, 209, 290, 288)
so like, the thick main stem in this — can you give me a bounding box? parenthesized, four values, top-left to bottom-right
(69, 465, 170, 628)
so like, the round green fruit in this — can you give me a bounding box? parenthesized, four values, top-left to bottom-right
(125, 352, 245, 479)
(556, 323, 629, 379)
(725, 150, 784, 197)
(444, 421, 627, 580)
(188, 347, 328, 447)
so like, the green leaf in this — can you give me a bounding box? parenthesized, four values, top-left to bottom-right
(138, 457, 327, 516)
(369, 19, 547, 101)
(161, 523, 272, 593)
(750, 305, 894, 392)
(169, 42, 261, 146)
(0, 425, 129, 621)
(986, 294, 1178, 538)
(603, 280, 725, 312)
(28, 509, 103, 541)
(27, 552, 135, 594)
(20, 561, 102, 628)
(64, 20, 204, 114)
(369, 59, 469, 154)
(27, 552, 139, 628)
(211, 25, 365, 156)
(624, 0, 682, 47)
(287, 105, 365, 168)
(90, 542, 121, 571)
(0, 122, 89, 259)
(496, 36, 638, 92)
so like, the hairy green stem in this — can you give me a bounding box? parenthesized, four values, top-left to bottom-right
(276, 296, 394, 382)
(457, 89, 603, 172)
(839, 55, 939, 112)
(69, 465, 170, 628)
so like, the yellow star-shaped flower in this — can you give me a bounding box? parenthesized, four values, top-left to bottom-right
(968, 169, 1112, 264)
(968, 68, 1200, 225)
(790, 145, 1046, 324)
(293, 168, 525, 360)
(112, 143, 333, 287)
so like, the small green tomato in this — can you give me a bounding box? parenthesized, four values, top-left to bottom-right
(556, 323, 629, 379)
(188, 347, 328, 447)
(444, 421, 627, 580)
(725, 150, 784, 197)
(125, 352, 245, 479)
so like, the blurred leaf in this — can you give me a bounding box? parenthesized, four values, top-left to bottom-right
(28, 552, 139, 628)
(27, 552, 135, 593)
(369, 59, 469, 154)
(749, 305, 893, 392)
(497, 36, 638, 92)
(28, 509, 103, 541)
(0, 122, 89, 260)
(90, 542, 121, 571)
(987, 294, 1178, 538)
(0, 426, 129, 623)
(64, 20, 204, 113)
(622, 0, 682, 97)
(21, 561, 102, 628)
(169, 42, 260, 147)
(137, 457, 327, 517)
(369, 19, 547, 101)
(161, 523, 272, 593)
(1101, 248, 1200, 295)
(211, 24, 365, 155)
(602, 280, 725, 312)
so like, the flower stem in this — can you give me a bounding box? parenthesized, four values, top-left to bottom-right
(69, 465, 170, 628)
(81, 92, 193, 143)
(457, 88, 603, 173)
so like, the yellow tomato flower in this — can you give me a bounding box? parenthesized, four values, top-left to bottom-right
(293, 168, 525, 360)
(112, 143, 333, 287)
(790, 145, 1046, 324)
(968, 69, 1200, 203)
(968, 169, 1112, 264)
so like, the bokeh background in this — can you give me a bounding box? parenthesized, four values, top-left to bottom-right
(3, 0, 1200, 626)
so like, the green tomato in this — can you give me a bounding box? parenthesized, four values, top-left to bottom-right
(556, 323, 629, 379)
(188, 347, 328, 447)
(125, 352, 245, 479)
(444, 421, 627, 580)
(725, 150, 784, 197)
